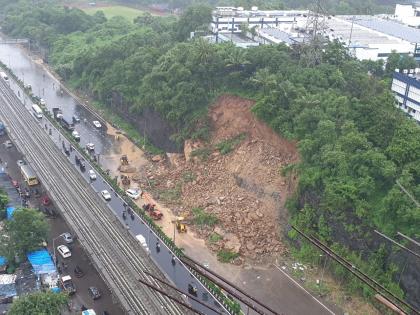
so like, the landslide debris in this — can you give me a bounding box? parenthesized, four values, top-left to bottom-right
(143, 95, 299, 262)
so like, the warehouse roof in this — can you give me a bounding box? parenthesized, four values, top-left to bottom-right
(339, 15, 420, 43)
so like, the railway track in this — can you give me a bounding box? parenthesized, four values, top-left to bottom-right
(0, 80, 186, 314)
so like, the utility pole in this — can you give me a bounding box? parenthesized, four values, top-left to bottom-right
(304, 0, 328, 66)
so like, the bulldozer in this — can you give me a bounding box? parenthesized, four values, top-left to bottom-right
(121, 175, 130, 186)
(175, 216, 187, 233)
(120, 155, 129, 165)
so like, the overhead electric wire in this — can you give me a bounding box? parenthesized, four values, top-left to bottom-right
(137, 277, 205, 315)
(292, 226, 419, 315)
(180, 257, 269, 315)
(182, 255, 281, 315)
(374, 230, 420, 260)
(397, 232, 420, 248)
(142, 270, 224, 315)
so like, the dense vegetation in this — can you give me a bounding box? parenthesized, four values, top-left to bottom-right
(1, 0, 419, 309)
(8, 291, 68, 315)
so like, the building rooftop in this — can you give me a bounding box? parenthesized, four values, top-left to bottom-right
(325, 17, 403, 47)
(339, 15, 420, 43)
(259, 28, 307, 45)
(214, 7, 308, 18)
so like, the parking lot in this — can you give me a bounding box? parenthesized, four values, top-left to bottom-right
(0, 134, 122, 314)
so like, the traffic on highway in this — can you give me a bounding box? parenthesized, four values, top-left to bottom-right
(0, 66, 234, 314)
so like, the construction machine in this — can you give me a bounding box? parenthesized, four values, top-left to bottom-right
(121, 175, 130, 186)
(120, 155, 129, 165)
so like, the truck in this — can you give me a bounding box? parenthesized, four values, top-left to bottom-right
(60, 275, 76, 295)
(0, 122, 6, 136)
(61, 117, 75, 131)
(52, 107, 63, 120)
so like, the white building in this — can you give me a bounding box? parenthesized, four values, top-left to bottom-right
(211, 6, 308, 34)
(394, 4, 420, 27)
(391, 69, 420, 123)
(321, 15, 420, 61)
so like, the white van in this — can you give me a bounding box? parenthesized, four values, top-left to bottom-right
(32, 104, 43, 119)
(0, 72, 9, 81)
(136, 234, 150, 253)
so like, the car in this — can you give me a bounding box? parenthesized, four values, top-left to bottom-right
(88, 286, 101, 300)
(72, 115, 80, 123)
(93, 121, 102, 129)
(86, 143, 95, 151)
(4, 140, 13, 148)
(40, 98, 46, 106)
(62, 232, 73, 244)
(16, 160, 25, 167)
(41, 195, 51, 206)
(126, 188, 141, 200)
(57, 245, 71, 258)
(88, 170, 97, 180)
(72, 130, 80, 141)
(101, 190, 111, 201)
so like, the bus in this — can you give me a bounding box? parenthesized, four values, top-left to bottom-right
(32, 104, 43, 119)
(0, 72, 8, 81)
(20, 164, 39, 186)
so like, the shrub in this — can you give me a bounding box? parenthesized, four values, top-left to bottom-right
(217, 249, 239, 263)
(192, 207, 218, 227)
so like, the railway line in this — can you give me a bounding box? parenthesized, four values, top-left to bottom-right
(0, 79, 187, 314)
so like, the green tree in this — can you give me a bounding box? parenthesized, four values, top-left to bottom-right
(176, 4, 212, 40)
(9, 291, 68, 315)
(0, 208, 49, 261)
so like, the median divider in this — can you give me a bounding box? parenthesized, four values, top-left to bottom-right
(0, 62, 243, 315)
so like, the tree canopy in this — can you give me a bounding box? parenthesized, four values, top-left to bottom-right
(0, 208, 49, 261)
(8, 291, 68, 315)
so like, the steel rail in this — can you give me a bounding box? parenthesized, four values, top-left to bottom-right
(0, 80, 186, 314)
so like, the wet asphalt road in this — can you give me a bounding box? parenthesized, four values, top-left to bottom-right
(0, 133, 123, 314)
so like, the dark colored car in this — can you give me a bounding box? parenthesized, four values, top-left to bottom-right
(72, 115, 80, 123)
(88, 286, 101, 300)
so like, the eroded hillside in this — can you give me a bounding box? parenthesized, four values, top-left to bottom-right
(147, 95, 299, 262)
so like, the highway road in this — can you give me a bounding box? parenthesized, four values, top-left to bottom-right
(0, 79, 187, 314)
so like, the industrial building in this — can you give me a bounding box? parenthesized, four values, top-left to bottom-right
(391, 69, 420, 123)
(210, 6, 420, 62)
(211, 6, 308, 34)
(393, 4, 420, 27)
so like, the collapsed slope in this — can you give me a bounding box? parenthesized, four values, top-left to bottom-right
(152, 95, 299, 261)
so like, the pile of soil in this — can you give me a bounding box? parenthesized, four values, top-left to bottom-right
(149, 95, 299, 262)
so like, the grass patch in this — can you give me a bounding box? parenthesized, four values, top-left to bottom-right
(159, 183, 182, 203)
(83, 5, 146, 21)
(208, 233, 223, 243)
(217, 249, 239, 263)
(191, 207, 218, 228)
(190, 147, 211, 161)
(182, 171, 196, 183)
(215, 133, 246, 155)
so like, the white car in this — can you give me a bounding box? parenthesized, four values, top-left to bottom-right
(88, 170, 96, 180)
(93, 121, 102, 129)
(62, 232, 73, 244)
(86, 143, 95, 151)
(57, 245, 71, 258)
(16, 160, 25, 167)
(101, 190, 111, 201)
(40, 98, 46, 106)
(126, 188, 141, 200)
(72, 130, 80, 141)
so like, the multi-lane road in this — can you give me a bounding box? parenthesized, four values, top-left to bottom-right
(0, 78, 187, 314)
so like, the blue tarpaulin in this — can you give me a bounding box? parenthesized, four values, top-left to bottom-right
(0, 256, 6, 267)
(51, 287, 61, 293)
(27, 250, 56, 275)
(6, 207, 15, 220)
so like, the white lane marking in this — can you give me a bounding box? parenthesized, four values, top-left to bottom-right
(273, 264, 336, 315)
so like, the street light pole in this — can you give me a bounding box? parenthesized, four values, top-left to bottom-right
(52, 234, 65, 267)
